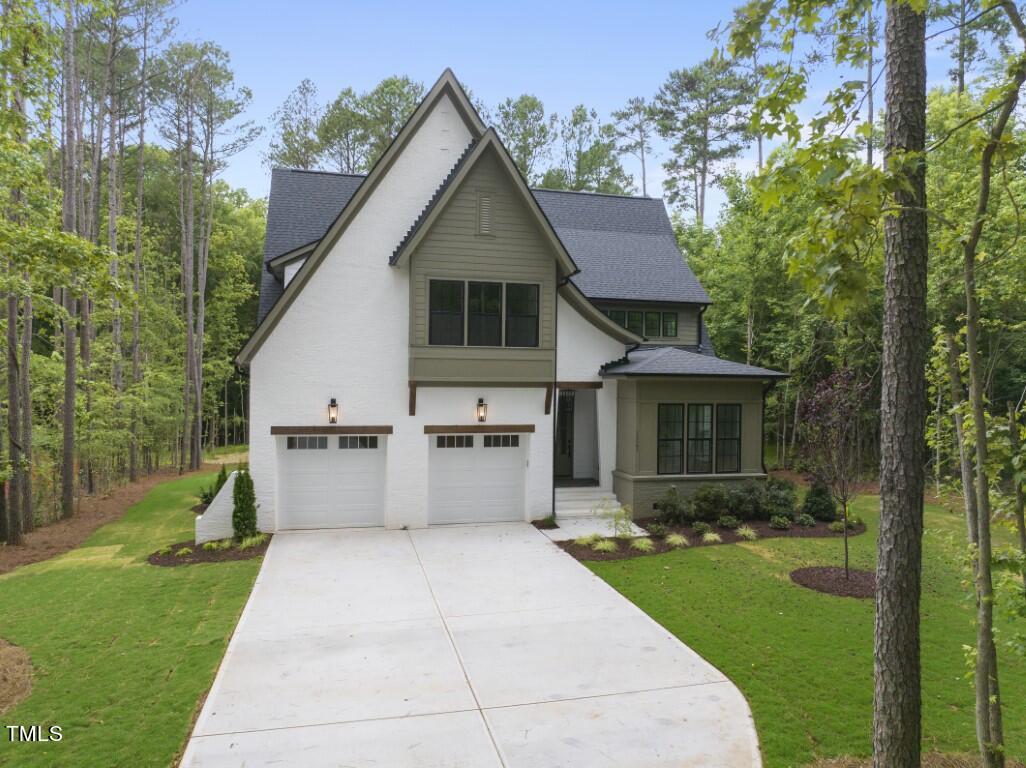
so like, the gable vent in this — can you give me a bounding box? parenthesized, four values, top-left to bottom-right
(478, 194, 493, 235)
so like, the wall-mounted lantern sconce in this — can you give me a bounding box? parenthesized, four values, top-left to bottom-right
(328, 398, 339, 424)
(476, 398, 488, 423)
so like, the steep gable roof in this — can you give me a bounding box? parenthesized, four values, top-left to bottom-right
(239, 69, 485, 364)
(389, 130, 578, 276)
(259, 169, 363, 322)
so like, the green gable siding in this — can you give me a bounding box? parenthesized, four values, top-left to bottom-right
(408, 149, 557, 382)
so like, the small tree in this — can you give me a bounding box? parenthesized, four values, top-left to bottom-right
(232, 469, 257, 539)
(799, 369, 870, 579)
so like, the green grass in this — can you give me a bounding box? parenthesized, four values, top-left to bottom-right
(0, 472, 261, 767)
(203, 443, 248, 459)
(589, 496, 1026, 768)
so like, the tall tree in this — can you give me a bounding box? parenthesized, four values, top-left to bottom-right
(540, 105, 633, 194)
(264, 77, 320, 169)
(654, 57, 752, 226)
(931, 0, 1010, 94)
(611, 97, 656, 195)
(316, 87, 368, 174)
(874, 6, 929, 764)
(361, 75, 423, 166)
(492, 94, 556, 184)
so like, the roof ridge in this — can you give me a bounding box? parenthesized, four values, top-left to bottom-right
(390, 140, 479, 264)
(274, 167, 368, 179)
(530, 186, 657, 202)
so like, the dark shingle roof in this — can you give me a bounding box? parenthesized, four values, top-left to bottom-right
(258, 169, 710, 323)
(259, 169, 364, 322)
(601, 346, 787, 378)
(531, 189, 710, 304)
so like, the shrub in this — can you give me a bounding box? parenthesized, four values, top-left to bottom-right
(701, 532, 722, 544)
(691, 484, 729, 521)
(645, 522, 668, 538)
(769, 515, 792, 530)
(175, 546, 193, 557)
(717, 515, 740, 530)
(847, 515, 863, 529)
(796, 513, 816, 528)
(762, 477, 798, 520)
(692, 521, 712, 536)
(655, 485, 691, 525)
(801, 481, 838, 521)
(665, 533, 689, 548)
(202, 541, 219, 551)
(232, 470, 258, 539)
(727, 481, 764, 520)
(574, 534, 601, 547)
(156, 545, 172, 556)
(828, 520, 847, 533)
(592, 539, 618, 553)
(736, 525, 758, 541)
(199, 464, 230, 505)
(238, 533, 269, 550)
(630, 537, 655, 552)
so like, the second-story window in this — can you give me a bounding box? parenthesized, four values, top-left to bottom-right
(662, 312, 678, 337)
(506, 283, 539, 347)
(468, 282, 502, 346)
(429, 280, 464, 345)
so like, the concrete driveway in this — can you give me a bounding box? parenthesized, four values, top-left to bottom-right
(181, 524, 761, 767)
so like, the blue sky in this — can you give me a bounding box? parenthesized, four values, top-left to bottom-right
(174, 1, 958, 221)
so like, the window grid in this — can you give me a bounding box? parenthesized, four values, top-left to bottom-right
(428, 279, 540, 348)
(484, 434, 520, 448)
(286, 435, 328, 450)
(657, 404, 684, 475)
(436, 435, 475, 448)
(687, 404, 714, 474)
(715, 404, 741, 473)
(339, 435, 379, 449)
(662, 312, 678, 337)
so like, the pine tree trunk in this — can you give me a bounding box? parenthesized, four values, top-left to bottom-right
(130, 2, 148, 483)
(61, 0, 79, 519)
(20, 292, 32, 532)
(1009, 401, 1026, 596)
(873, 4, 927, 766)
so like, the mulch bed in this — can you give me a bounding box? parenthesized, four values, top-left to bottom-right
(147, 538, 270, 567)
(0, 639, 32, 715)
(790, 566, 876, 599)
(558, 519, 866, 562)
(191, 503, 209, 514)
(0, 465, 223, 576)
(808, 754, 1026, 768)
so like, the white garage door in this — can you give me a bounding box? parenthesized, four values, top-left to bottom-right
(429, 433, 526, 524)
(279, 435, 385, 529)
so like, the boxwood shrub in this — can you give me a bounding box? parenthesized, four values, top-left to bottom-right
(801, 480, 838, 521)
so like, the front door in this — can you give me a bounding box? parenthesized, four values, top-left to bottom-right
(555, 390, 574, 478)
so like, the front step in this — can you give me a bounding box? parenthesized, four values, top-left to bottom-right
(554, 488, 620, 519)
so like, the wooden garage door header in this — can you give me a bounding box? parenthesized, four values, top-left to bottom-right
(423, 424, 536, 434)
(270, 425, 394, 435)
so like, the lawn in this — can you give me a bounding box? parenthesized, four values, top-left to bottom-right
(0, 472, 261, 767)
(589, 496, 1026, 768)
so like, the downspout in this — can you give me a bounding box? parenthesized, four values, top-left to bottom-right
(697, 304, 708, 352)
(553, 271, 566, 517)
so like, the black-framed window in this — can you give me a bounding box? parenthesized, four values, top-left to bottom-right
(715, 404, 741, 473)
(436, 435, 474, 448)
(687, 404, 714, 474)
(662, 312, 678, 337)
(429, 280, 464, 345)
(484, 434, 520, 448)
(505, 283, 539, 347)
(645, 312, 661, 337)
(657, 404, 684, 474)
(607, 309, 626, 327)
(287, 435, 328, 450)
(627, 311, 644, 336)
(339, 436, 379, 449)
(468, 281, 502, 346)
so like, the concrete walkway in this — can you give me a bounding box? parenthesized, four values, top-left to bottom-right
(181, 524, 761, 767)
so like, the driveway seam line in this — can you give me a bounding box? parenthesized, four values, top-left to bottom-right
(479, 678, 734, 712)
(407, 529, 509, 768)
(191, 706, 483, 739)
